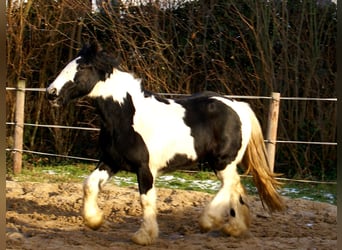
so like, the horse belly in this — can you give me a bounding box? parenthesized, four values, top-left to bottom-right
(143, 128, 197, 171)
(132, 103, 197, 171)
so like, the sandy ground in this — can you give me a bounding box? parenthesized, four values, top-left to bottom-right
(6, 181, 337, 250)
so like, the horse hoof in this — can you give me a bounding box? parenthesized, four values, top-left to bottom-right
(221, 220, 249, 237)
(83, 211, 104, 230)
(131, 228, 158, 245)
(199, 213, 222, 233)
(198, 220, 212, 233)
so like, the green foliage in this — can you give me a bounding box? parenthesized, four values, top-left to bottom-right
(8, 164, 336, 205)
(9, 163, 96, 183)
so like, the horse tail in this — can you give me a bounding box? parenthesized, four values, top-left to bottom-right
(242, 106, 285, 212)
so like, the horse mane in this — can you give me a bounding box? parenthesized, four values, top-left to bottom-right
(77, 42, 121, 76)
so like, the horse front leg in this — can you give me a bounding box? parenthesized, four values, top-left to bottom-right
(82, 162, 111, 230)
(131, 166, 159, 245)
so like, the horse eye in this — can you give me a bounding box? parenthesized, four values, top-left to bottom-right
(78, 65, 86, 70)
(78, 64, 93, 71)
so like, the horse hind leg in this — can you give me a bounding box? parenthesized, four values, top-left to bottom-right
(221, 182, 251, 237)
(199, 163, 251, 236)
(82, 162, 111, 230)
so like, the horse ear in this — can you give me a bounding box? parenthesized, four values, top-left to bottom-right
(89, 41, 102, 53)
(78, 41, 103, 60)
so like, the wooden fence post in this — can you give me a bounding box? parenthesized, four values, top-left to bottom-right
(266, 92, 280, 173)
(13, 80, 26, 174)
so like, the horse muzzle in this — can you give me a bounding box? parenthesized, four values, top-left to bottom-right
(46, 87, 62, 107)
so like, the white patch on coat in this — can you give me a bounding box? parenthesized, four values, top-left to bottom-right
(132, 187, 159, 244)
(210, 163, 241, 208)
(132, 95, 197, 171)
(47, 57, 80, 95)
(88, 69, 198, 171)
(82, 168, 110, 229)
(88, 69, 143, 104)
(140, 187, 158, 231)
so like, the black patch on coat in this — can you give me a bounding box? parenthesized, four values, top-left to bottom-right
(94, 94, 153, 194)
(239, 195, 245, 205)
(160, 153, 196, 173)
(176, 93, 242, 171)
(230, 208, 236, 217)
(144, 90, 170, 104)
(77, 42, 121, 80)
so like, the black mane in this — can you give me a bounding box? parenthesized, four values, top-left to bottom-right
(77, 42, 121, 75)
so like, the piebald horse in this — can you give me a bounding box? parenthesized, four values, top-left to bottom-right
(46, 42, 284, 245)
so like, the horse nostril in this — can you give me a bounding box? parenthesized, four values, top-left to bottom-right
(46, 87, 58, 99)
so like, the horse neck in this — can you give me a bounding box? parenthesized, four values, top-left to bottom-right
(88, 68, 143, 104)
(91, 69, 145, 130)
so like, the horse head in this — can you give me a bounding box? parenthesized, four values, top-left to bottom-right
(46, 42, 120, 107)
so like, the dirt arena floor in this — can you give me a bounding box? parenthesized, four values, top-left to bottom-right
(6, 181, 337, 249)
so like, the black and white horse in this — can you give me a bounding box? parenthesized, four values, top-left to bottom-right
(46, 42, 284, 245)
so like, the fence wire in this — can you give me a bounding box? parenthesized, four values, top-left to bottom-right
(5, 147, 337, 185)
(5, 122, 337, 146)
(6, 87, 337, 185)
(5, 87, 338, 101)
